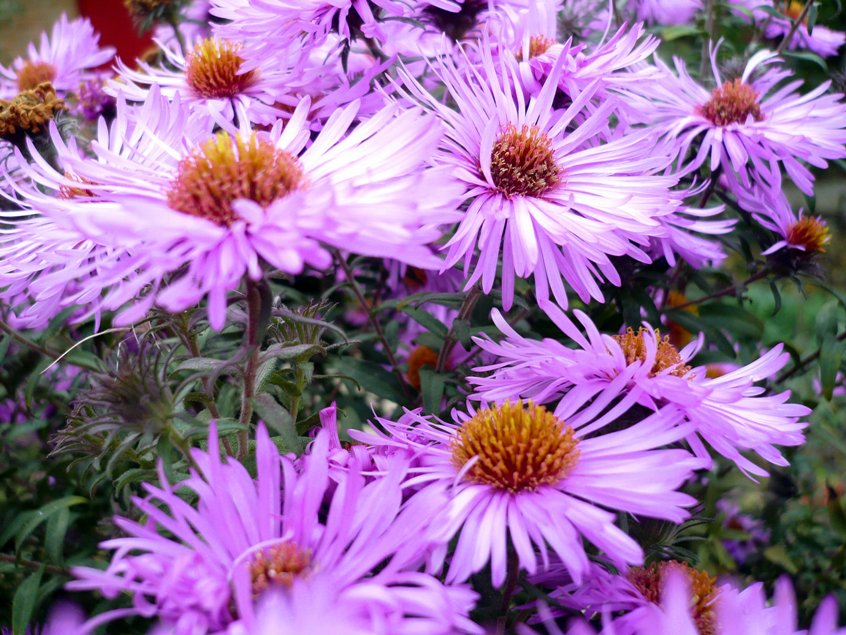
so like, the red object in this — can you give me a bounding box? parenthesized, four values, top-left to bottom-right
(77, 0, 154, 68)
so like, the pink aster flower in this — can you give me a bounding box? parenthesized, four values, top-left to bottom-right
(69, 419, 478, 635)
(400, 41, 680, 310)
(471, 306, 809, 477)
(628, 47, 846, 195)
(632, 0, 703, 25)
(1, 87, 460, 329)
(352, 400, 702, 586)
(0, 13, 114, 99)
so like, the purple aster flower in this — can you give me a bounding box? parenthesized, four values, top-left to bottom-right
(400, 41, 681, 310)
(728, 0, 845, 58)
(471, 306, 809, 477)
(0, 13, 114, 99)
(628, 47, 846, 195)
(69, 418, 478, 634)
(716, 577, 846, 635)
(0, 601, 86, 635)
(210, 0, 406, 50)
(110, 36, 295, 125)
(632, 0, 703, 25)
(715, 499, 770, 564)
(352, 399, 702, 586)
(1, 87, 461, 329)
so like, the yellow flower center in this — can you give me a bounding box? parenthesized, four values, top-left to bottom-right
(628, 561, 718, 635)
(167, 132, 303, 226)
(786, 216, 830, 254)
(612, 327, 692, 378)
(450, 401, 580, 492)
(250, 542, 311, 595)
(490, 123, 561, 198)
(16, 61, 57, 92)
(186, 38, 257, 99)
(699, 79, 764, 127)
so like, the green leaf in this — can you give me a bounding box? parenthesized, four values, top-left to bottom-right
(782, 50, 827, 71)
(698, 303, 765, 340)
(763, 544, 798, 574)
(12, 568, 43, 635)
(399, 306, 449, 338)
(815, 301, 842, 342)
(659, 24, 702, 40)
(253, 394, 302, 451)
(175, 357, 235, 374)
(259, 343, 324, 364)
(827, 485, 846, 538)
(418, 367, 446, 415)
(332, 358, 407, 404)
(818, 335, 843, 400)
(807, 1, 818, 34)
(2, 496, 87, 553)
(44, 506, 71, 563)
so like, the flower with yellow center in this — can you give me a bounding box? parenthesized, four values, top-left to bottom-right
(355, 393, 701, 587)
(167, 132, 304, 227)
(186, 38, 257, 100)
(699, 78, 764, 127)
(612, 327, 693, 378)
(490, 123, 561, 199)
(450, 401, 579, 492)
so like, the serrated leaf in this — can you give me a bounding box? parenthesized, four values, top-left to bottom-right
(418, 367, 446, 415)
(10, 496, 87, 553)
(13, 568, 43, 635)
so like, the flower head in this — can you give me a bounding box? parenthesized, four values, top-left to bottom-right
(0, 14, 114, 99)
(400, 41, 680, 310)
(471, 306, 809, 477)
(353, 399, 701, 586)
(629, 48, 846, 195)
(1, 88, 460, 328)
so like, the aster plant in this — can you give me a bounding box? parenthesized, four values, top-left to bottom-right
(1, 1, 846, 634)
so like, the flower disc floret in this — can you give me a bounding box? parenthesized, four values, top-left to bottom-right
(251, 543, 311, 595)
(612, 327, 692, 377)
(186, 38, 256, 99)
(16, 60, 57, 91)
(628, 561, 718, 635)
(786, 216, 830, 253)
(167, 132, 304, 226)
(490, 123, 561, 198)
(698, 79, 764, 127)
(450, 401, 579, 492)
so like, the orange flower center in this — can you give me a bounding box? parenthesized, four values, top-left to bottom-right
(186, 38, 257, 99)
(628, 561, 718, 635)
(699, 79, 764, 127)
(490, 123, 561, 198)
(516, 34, 555, 61)
(612, 327, 692, 378)
(450, 401, 580, 492)
(786, 216, 830, 254)
(407, 345, 439, 391)
(167, 132, 303, 226)
(250, 542, 311, 595)
(16, 61, 57, 92)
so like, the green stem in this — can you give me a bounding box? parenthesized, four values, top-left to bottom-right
(776, 0, 814, 54)
(777, 330, 846, 383)
(238, 280, 263, 460)
(496, 551, 521, 635)
(700, 0, 717, 81)
(0, 553, 67, 576)
(668, 269, 770, 310)
(436, 285, 482, 373)
(0, 317, 99, 372)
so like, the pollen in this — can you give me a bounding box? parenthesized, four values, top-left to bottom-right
(787, 216, 830, 254)
(167, 132, 304, 226)
(490, 123, 561, 198)
(699, 79, 764, 127)
(612, 327, 692, 378)
(450, 401, 580, 493)
(250, 542, 311, 595)
(407, 345, 439, 391)
(16, 61, 57, 92)
(628, 561, 718, 635)
(186, 38, 257, 99)
(516, 35, 555, 61)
